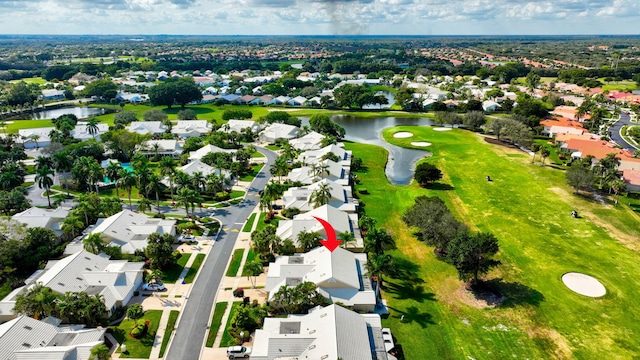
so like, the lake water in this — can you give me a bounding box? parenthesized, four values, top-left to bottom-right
(19, 107, 108, 120)
(303, 115, 434, 185)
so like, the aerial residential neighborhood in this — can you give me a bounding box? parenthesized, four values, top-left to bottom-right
(2, 10, 640, 359)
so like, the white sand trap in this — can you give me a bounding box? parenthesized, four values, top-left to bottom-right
(411, 142, 431, 147)
(562, 272, 606, 297)
(433, 127, 452, 131)
(393, 131, 413, 138)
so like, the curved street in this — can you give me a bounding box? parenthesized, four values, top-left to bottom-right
(165, 146, 278, 360)
(609, 111, 637, 152)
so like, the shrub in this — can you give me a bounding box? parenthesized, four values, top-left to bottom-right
(282, 207, 301, 219)
(130, 322, 147, 339)
(233, 287, 245, 298)
(359, 188, 369, 194)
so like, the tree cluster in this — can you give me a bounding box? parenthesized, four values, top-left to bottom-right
(148, 77, 202, 109)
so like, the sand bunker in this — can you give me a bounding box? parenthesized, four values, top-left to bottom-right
(411, 142, 431, 147)
(393, 132, 413, 138)
(433, 127, 452, 131)
(562, 272, 606, 297)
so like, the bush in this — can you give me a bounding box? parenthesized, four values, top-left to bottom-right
(130, 322, 148, 339)
(233, 288, 245, 298)
(281, 207, 301, 219)
(359, 188, 369, 194)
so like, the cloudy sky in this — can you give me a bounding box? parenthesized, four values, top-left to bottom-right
(0, 0, 639, 35)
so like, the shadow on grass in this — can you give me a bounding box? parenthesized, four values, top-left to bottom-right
(428, 182, 455, 191)
(388, 255, 422, 282)
(484, 278, 545, 308)
(388, 305, 435, 328)
(385, 280, 435, 303)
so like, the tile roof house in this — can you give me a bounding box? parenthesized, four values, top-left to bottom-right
(0, 315, 105, 360)
(251, 304, 393, 360)
(140, 139, 183, 158)
(223, 119, 262, 134)
(18, 127, 54, 149)
(297, 144, 351, 167)
(282, 178, 357, 213)
(289, 131, 326, 151)
(562, 138, 640, 171)
(539, 118, 587, 137)
(259, 123, 300, 144)
(12, 206, 70, 237)
(188, 144, 237, 161)
(127, 121, 167, 135)
(171, 120, 213, 138)
(72, 122, 109, 141)
(265, 247, 375, 311)
(0, 250, 144, 321)
(276, 205, 362, 249)
(64, 210, 176, 255)
(622, 169, 640, 192)
(287, 159, 349, 185)
(552, 105, 591, 122)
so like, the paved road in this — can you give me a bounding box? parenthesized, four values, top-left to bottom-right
(609, 111, 637, 152)
(165, 146, 278, 360)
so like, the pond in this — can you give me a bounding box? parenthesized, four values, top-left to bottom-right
(16, 106, 109, 120)
(303, 115, 434, 185)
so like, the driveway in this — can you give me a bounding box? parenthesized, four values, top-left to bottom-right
(609, 111, 637, 152)
(164, 146, 278, 360)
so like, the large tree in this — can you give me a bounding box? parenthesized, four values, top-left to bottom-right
(333, 84, 376, 109)
(309, 114, 345, 140)
(403, 196, 467, 254)
(148, 77, 202, 109)
(447, 232, 501, 285)
(414, 162, 443, 187)
(145, 232, 175, 270)
(566, 162, 595, 193)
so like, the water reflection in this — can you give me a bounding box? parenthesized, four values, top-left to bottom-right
(15, 107, 108, 120)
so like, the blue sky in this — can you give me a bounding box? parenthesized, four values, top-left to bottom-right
(0, 0, 638, 35)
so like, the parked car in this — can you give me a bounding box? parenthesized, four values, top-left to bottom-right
(142, 282, 166, 291)
(227, 346, 251, 358)
(177, 234, 196, 243)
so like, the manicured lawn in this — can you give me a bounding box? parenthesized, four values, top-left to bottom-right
(240, 165, 263, 182)
(162, 253, 192, 284)
(253, 212, 271, 232)
(241, 249, 257, 277)
(110, 310, 162, 358)
(242, 213, 257, 232)
(158, 310, 179, 358)
(265, 144, 281, 150)
(226, 249, 245, 277)
(229, 190, 245, 199)
(9, 77, 46, 84)
(220, 302, 243, 347)
(184, 253, 205, 284)
(344, 126, 640, 360)
(206, 302, 229, 347)
(3, 119, 54, 133)
(251, 151, 265, 158)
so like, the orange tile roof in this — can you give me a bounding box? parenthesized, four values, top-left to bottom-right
(552, 106, 591, 121)
(555, 133, 600, 143)
(623, 169, 640, 185)
(540, 118, 586, 129)
(564, 138, 638, 160)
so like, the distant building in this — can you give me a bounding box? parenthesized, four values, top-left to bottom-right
(12, 206, 70, 237)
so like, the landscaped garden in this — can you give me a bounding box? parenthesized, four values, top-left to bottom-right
(110, 309, 163, 358)
(345, 125, 640, 359)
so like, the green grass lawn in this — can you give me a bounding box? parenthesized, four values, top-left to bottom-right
(344, 126, 640, 360)
(253, 212, 270, 231)
(3, 119, 54, 133)
(220, 302, 243, 347)
(9, 77, 46, 84)
(265, 144, 281, 150)
(162, 253, 192, 284)
(110, 310, 162, 358)
(241, 249, 258, 277)
(251, 151, 265, 158)
(184, 253, 205, 284)
(158, 310, 179, 358)
(598, 78, 638, 92)
(226, 249, 245, 277)
(206, 302, 229, 347)
(229, 190, 245, 199)
(240, 165, 263, 182)
(242, 213, 257, 232)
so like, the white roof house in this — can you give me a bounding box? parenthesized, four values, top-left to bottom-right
(127, 121, 167, 135)
(289, 131, 325, 151)
(171, 120, 213, 138)
(482, 100, 501, 112)
(188, 144, 237, 161)
(41, 89, 65, 100)
(12, 206, 70, 237)
(64, 210, 176, 255)
(276, 205, 362, 249)
(0, 250, 144, 321)
(265, 247, 375, 311)
(288, 96, 308, 106)
(140, 139, 183, 158)
(282, 179, 357, 213)
(223, 119, 262, 134)
(251, 304, 391, 360)
(17, 127, 54, 149)
(297, 144, 351, 166)
(287, 159, 348, 185)
(259, 123, 300, 144)
(0, 315, 105, 360)
(72, 122, 109, 141)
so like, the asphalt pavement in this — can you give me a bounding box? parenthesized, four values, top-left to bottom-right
(164, 146, 278, 360)
(609, 111, 637, 152)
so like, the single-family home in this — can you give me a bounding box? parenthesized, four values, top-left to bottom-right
(12, 206, 70, 237)
(265, 247, 375, 311)
(622, 169, 640, 192)
(0, 315, 106, 360)
(127, 121, 168, 136)
(188, 144, 237, 161)
(282, 178, 357, 213)
(72, 122, 109, 141)
(171, 120, 213, 138)
(239, 95, 257, 104)
(289, 131, 325, 151)
(288, 96, 308, 107)
(482, 100, 501, 112)
(64, 210, 176, 255)
(259, 123, 300, 144)
(539, 118, 587, 137)
(276, 205, 362, 249)
(18, 127, 54, 149)
(251, 304, 394, 360)
(140, 139, 183, 158)
(41, 89, 65, 101)
(268, 96, 291, 105)
(297, 144, 350, 166)
(251, 95, 274, 105)
(115, 92, 148, 103)
(0, 250, 144, 321)
(552, 105, 591, 122)
(220, 94, 240, 103)
(223, 119, 261, 134)
(287, 159, 348, 185)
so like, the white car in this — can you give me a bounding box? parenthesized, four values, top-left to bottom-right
(227, 346, 251, 358)
(178, 234, 196, 243)
(142, 282, 166, 291)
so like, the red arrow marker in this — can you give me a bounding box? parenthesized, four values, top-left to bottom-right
(313, 216, 342, 252)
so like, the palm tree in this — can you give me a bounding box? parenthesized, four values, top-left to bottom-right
(32, 134, 40, 149)
(244, 259, 264, 288)
(530, 143, 541, 164)
(539, 147, 550, 166)
(118, 169, 136, 210)
(177, 187, 198, 217)
(148, 269, 164, 284)
(611, 178, 626, 206)
(366, 253, 393, 300)
(13, 283, 58, 320)
(134, 163, 153, 198)
(85, 117, 100, 139)
(62, 214, 84, 239)
(263, 181, 280, 210)
(35, 164, 54, 208)
(364, 227, 395, 255)
(35, 155, 53, 170)
(137, 196, 152, 213)
(83, 233, 104, 254)
(53, 152, 73, 198)
(191, 171, 206, 192)
(88, 161, 104, 194)
(106, 162, 122, 195)
(206, 173, 224, 195)
(310, 182, 332, 208)
(159, 156, 176, 202)
(173, 171, 192, 191)
(338, 231, 355, 249)
(148, 173, 163, 214)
